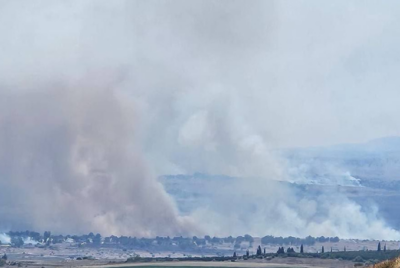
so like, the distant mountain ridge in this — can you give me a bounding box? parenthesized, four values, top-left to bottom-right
(281, 136, 400, 186)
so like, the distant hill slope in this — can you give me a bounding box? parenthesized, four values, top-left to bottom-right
(160, 137, 400, 231)
(280, 136, 400, 187)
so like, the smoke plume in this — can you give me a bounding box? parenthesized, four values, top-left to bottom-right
(0, 86, 195, 236)
(1, 0, 400, 239)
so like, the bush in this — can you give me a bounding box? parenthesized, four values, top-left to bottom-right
(353, 256, 364, 263)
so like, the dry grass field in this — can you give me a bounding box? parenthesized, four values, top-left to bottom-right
(370, 257, 400, 268)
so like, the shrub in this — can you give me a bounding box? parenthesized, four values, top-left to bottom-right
(353, 256, 364, 263)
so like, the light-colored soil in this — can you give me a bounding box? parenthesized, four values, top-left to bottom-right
(85, 261, 312, 267)
(1, 239, 395, 268)
(83, 257, 356, 268)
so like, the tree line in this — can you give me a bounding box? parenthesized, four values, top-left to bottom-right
(261, 235, 339, 246)
(1, 231, 346, 250)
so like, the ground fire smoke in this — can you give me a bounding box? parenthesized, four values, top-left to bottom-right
(0, 87, 195, 236)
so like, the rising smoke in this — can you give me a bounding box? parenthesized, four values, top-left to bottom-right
(189, 176, 400, 239)
(1, 0, 400, 239)
(0, 87, 196, 236)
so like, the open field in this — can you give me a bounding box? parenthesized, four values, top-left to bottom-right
(88, 262, 312, 268)
(88, 258, 357, 268)
(2, 258, 356, 268)
(1, 239, 399, 268)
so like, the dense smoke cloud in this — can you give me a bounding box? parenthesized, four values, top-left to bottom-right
(1, 0, 400, 238)
(189, 177, 400, 239)
(0, 87, 195, 236)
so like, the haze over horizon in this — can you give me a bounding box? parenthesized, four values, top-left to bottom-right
(1, 0, 400, 240)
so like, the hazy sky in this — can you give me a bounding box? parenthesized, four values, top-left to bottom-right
(2, 1, 400, 149)
(1, 0, 400, 237)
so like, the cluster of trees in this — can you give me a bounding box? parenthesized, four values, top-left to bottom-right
(4, 231, 253, 249)
(261, 235, 339, 246)
(10, 237, 24, 247)
(276, 247, 285, 254)
(287, 247, 296, 253)
(276, 247, 295, 254)
(126, 248, 400, 265)
(104, 234, 254, 249)
(314, 249, 400, 263)
(10, 231, 381, 254)
(377, 242, 387, 252)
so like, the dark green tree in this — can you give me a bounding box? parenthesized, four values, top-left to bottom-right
(277, 247, 285, 254)
(377, 242, 381, 252)
(43, 231, 51, 242)
(300, 244, 304, 253)
(93, 233, 101, 245)
(321, 246, 324, 253)
(11, 237, 24, 247)
(287, 247, 295, 253)
(256, 245, 262, 256)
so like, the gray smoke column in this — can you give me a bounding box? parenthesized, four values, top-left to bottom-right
(0, 85, 195, 236)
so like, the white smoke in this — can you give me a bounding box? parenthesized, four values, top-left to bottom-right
(0, 233, 11, 244)
(22, 237, 38, 244)
(189, 176, 400, 240)
(0, 0, 400, 240)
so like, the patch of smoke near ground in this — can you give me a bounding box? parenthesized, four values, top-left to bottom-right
(1, 0, 400, 240)
(162, 173, 400, 240)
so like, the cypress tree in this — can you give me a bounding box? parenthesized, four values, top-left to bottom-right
(378, 242, 381, 252)
(300, 244, 304, 253)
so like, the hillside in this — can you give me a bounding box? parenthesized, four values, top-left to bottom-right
(370, 256, 400, 268)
